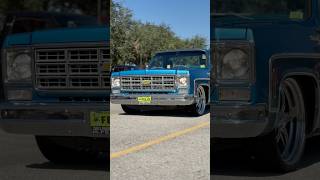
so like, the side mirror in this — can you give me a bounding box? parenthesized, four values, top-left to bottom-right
(200, 54, 207, 67)
(201, 54, 207, 60)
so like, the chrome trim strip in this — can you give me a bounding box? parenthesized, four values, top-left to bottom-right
(111, 94, 194, 106)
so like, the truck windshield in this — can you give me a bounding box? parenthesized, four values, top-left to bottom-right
(54, 14, 99, 28)
(149, 51, 207, 69)
(213, 0, 310, 21)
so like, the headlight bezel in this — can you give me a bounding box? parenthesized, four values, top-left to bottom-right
(176, 75, 190, 88)
(111, 77, 121, 89)
(214, 41, 255, 83)
(3, 48, 33, 83)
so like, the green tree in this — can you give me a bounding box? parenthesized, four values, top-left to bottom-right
(0, 0, 108, 17)
(184, 35, 207, 49)
(110, 1, 135, 65)
(111, 1, 207, 66)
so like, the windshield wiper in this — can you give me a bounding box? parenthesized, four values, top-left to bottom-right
(213, 13, 254, 20)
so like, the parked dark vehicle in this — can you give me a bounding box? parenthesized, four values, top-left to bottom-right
(112, 65, 139, 72)
(211, 0, 320, 171)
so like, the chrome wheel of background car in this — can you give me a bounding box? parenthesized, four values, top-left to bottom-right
(192, 86, 206, 116)
(275, 78, 305, 166)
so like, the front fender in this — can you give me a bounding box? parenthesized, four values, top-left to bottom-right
(269, 54, 320, 111)
(193, 78, 210, 104)
(269, 54, 320, 134)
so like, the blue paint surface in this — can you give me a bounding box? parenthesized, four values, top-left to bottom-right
(2, 26, 110, 102)
(3, 26, 109, 47)
(211, 0, 320, 108)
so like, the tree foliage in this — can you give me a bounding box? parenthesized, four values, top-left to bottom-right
(0, 0, 109, 23)
(111, 1, 207, 66)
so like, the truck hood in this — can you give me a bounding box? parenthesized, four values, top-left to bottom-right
(3, 26, 109, 47)
(213, 15, 299, 26)
(112, 69, 190, 76)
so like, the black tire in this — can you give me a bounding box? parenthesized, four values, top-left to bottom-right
(189, 86, 207, 116)
(35, 136, 98, 164)
(256, 78, 306, 172)
(121, 105, 141, 114)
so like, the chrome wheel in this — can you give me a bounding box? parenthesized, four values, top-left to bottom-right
(254, 78, 305, 172)
(275, 78, 305, 165)
(195, 86, 206, 115)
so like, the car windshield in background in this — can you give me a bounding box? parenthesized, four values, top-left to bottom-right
(149, 51, 207, 69)
(213, 0, 310, 21)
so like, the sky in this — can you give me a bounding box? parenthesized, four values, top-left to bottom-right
(114, 0, 210, 44)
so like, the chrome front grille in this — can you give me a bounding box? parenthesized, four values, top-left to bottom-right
(35, 47, 110, 89)
(121, 76, 176, 92)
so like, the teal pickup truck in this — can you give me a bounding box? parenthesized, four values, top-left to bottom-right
(212, 0, 320, 172)
(111, 49, 210, 116)
(0, 12, 110, 163)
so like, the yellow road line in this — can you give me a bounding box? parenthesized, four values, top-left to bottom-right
(111, 121, 209, 159)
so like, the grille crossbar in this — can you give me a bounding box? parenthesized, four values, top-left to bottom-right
(35, 48, 110, 89)
(121, 76, 176, 92)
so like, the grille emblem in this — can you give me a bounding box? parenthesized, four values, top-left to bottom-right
(142, 80, 151, 85)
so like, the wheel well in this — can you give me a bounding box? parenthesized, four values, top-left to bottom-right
(200, 85, 209, 104)
(290, 75, 318, 135)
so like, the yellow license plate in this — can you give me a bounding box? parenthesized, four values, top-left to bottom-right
(90, 111, 110, 127)
(137, 96, 152, 104)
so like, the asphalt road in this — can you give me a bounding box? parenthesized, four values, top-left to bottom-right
(110, 104, 210, 180)
(211, 136, 320, 180)
(0, 129, 108, 180)
(7, 103, 320, 180)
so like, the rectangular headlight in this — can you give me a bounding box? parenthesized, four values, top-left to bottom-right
(176, 76, 189, 88)
(111, 77, 120, 88)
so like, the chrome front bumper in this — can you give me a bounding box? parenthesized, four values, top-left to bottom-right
(0, 102, 109, 137)
(111, 94, 195, 106)
(211, 104, 271, 138)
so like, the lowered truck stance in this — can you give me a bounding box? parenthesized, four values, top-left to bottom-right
(212, 0, 320, 172)
(111, 49, 210, 116)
